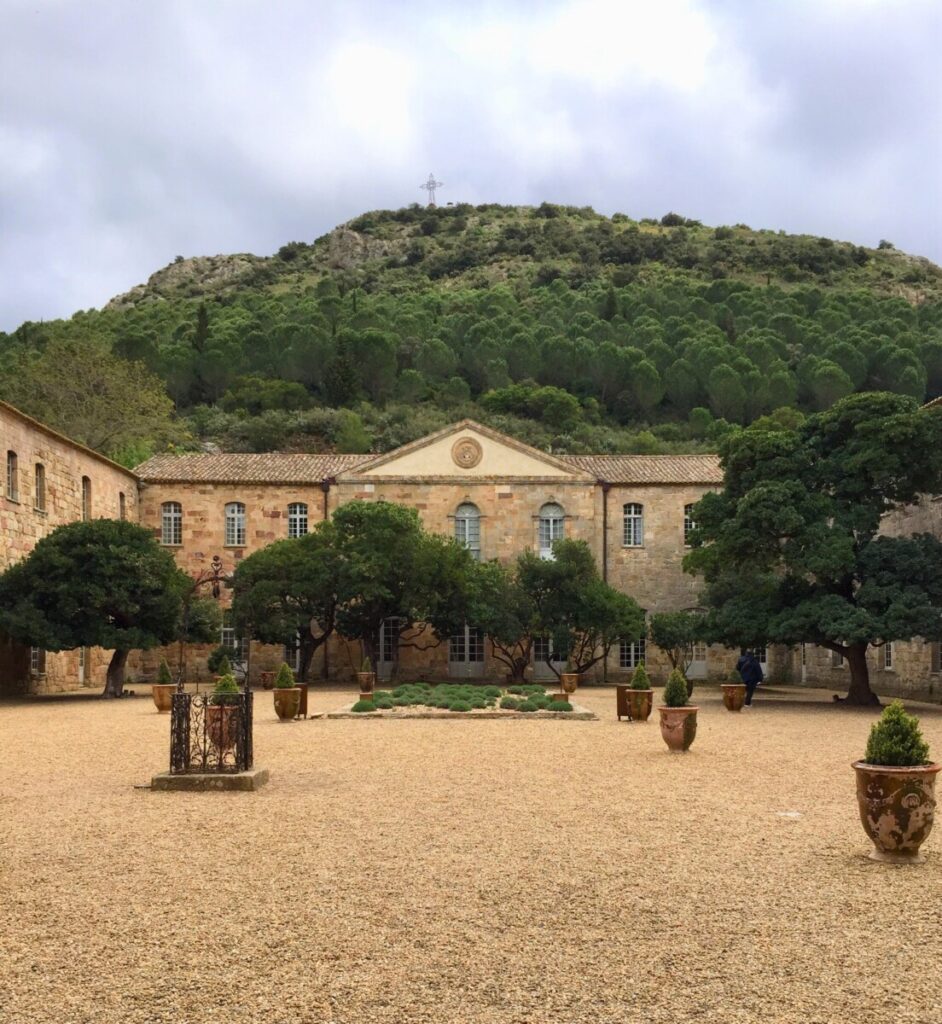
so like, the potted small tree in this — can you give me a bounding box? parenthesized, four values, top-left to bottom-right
(208, 647, 232, 680)
(272, 662, 301, 721)
(357, 656, 375, 698)
(206, 673, 241, 752)
(627, 662, 654, 722)
(152, 657, 176, 713)
(658, 668, 698, 752)
(721, 668, 747, 712)
(560, 658, 580, 698)
(853, 700, 940, 863)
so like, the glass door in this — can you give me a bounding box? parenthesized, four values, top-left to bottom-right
(532, 636, 565, 681)
(377, 618, 401, 681)
(449, 626, 485, 679)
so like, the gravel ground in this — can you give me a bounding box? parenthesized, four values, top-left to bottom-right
(1, 684, 941, 1024)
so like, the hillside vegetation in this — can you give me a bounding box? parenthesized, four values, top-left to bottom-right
(2, 203, 941, 464)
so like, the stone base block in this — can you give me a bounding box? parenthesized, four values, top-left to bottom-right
(150, 768, 270, 792)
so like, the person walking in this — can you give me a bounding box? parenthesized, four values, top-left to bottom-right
(741, 650, 763, 707)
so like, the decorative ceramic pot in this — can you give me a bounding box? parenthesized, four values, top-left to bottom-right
(561, 673, 579, 696)
(152, 684, 176, 713)
(357, 671, 375, 694)
(852, 761, 940, 863)
(273, 687, 301, 721)
(260, 671, 275, 690)
(658, 706, 699, 752)
(627, 689, 653, 722)
(206, 704, 240, 751)
(721, 683, 747, 712)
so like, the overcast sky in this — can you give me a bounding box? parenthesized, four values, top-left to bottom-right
(2, 0, 940, 332)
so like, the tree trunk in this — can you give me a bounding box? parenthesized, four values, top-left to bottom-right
(103, 648, 129, 698)
(299, 638, 316, 683)
(842, 643, 880, 706)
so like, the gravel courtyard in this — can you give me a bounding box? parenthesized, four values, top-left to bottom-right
(1, 684, 941, 1024)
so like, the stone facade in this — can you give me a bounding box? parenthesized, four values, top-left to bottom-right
(0, 401, 138, 693)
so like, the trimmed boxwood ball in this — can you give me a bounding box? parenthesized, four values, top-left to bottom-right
(351, 700, 376, 713)
(662, 669, 690, 707)
(517, 699, 538, 712)
(469, 698, 486, 709)
(507, 685, 524, 694)
(373, 690, 393, 701)
(865, 700, 931, 766)
(392, 697, 409, 707)
(435, 698, 451, 708)
(553, 701, 574, 712)
(500, 697, 520, 710)
(484, 685, 502, 697)
(449, 699, 471, 712)
(374, 699, 393, 710)
(629, 663, 651, 690)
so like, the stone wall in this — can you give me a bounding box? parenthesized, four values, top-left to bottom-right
(0, 402, 138, 694)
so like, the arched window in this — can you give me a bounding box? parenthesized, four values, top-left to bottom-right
(538, 502, 565, 560)
(454, 503, 481, 560)
(287, 502, 308, 539)
(161, 501, 183, 545)
(6, 451, 18, 501)
(623, 503, 644, 547)
(81, 476, 91, 520)
(225, 501, 246, 546)
(684, 503, 696, 544)
(34, 463, 45, 512)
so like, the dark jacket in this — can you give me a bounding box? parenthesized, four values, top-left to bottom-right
(741, 655, 763, 686)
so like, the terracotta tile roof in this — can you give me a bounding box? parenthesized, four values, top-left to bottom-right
(134, 452, 372, 483)
(557, 454, 723, 483)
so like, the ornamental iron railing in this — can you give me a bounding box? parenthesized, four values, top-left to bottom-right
(170, 690, 253, 774)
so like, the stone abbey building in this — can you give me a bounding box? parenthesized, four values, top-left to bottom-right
(2, 398, 940, 700)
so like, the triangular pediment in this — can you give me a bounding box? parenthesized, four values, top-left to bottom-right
(343, 421, 592, 480)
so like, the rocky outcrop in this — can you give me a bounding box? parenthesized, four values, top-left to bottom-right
(105, 254, 262, 310)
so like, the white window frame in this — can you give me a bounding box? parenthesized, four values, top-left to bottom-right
(683, 504, 696, 545)
(623, 503, 644, 547)
(225, 501, 246, 547)
(883, 642, 894, 671)
(619, 638, 646, 669)
(30, 647, 46, 676)
(454, 503, 481, 560)
(287, 502, 308, 539)
(538, 503, 565, 560)
(755, 645, 767, 665)
(161, 501, 183, 546)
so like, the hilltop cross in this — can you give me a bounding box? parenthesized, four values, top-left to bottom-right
(420, 173, 443, 207)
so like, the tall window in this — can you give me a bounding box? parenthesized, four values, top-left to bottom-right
(754, 645, 767, 665)
(30, 647, 46, 675)
(221, 612, 249, 663)
(883, 643, 894, 670)
(34, 463, 45, 512)
(6, 451, 18, 501)
(161, 501, 183, 545)
(623, 503, 644, 547)
(684, 503, 696, 544)
(119, 492, 126, 521)
(287, 502, 308, 539)
(284, 632, 301, 673)
(454, 503, 481, 560)
(225, 501, 246, 546)
(619, 638, 646, 669)
(81, 476, 91, 520)
(686, 641, 708, 664)
(932, 642, 942, 674)
(538, 503, 565, 560)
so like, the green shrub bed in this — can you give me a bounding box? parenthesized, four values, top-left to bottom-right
(348, 681, 575, 713)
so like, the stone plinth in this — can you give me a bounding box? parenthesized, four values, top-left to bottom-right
(150, 768, 270, 791)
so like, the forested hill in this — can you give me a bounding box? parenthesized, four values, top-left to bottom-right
(2, 202, 942, 466)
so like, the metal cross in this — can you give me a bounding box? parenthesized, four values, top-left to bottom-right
(419, 173, 443, 207)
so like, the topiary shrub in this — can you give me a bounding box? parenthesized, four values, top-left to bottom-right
(392, 697, 409, 707)
(864, 700, 931, 766)
(373, 698, 394, 710)
(484, 685, 502, 697)
(210, 673, 241, 705)
(662, 669, 689, 708)
(274, 662, 296, 688)
(351, 699, 376, 713)
(435, 698, 451, 709)
(449, 699, 471, 712)
(207, 646, 233, 676)
(517, 699, 538, 712)
(373, 690, 393, 702)
(727, 669, 743, 683)
(500, 696, 520, 710)
(629, 663, 651, 690)
(156, 659, 173, 685)
(553, 701, 574, 712)
(507, 685, 524, 694)
(469, 698, 486, 709)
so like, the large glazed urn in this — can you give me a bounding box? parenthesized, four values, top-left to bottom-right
(273, 687, 301, 722)
(560, 673, 579, 696)
(152, 684, 176, 713)
(721, 683, 747, 712)
(658, 706, 699, 752)
(852, 761, 940, 863)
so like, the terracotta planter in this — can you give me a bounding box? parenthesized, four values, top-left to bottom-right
(627, 689, 653, 722)
(852, 760, 940, 863)
(152, 683, 176, 713)
(721, 683, 747, 712)
(357, 671, 375, 693)
(206, 703, 240, 751)
(560, 673, 579, 696)
(260, 671, 275, 690)
(658, 705, 699, 752)
(273, 687, 301, 721)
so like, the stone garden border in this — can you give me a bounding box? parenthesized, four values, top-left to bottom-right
(324, 702, 597, 721)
